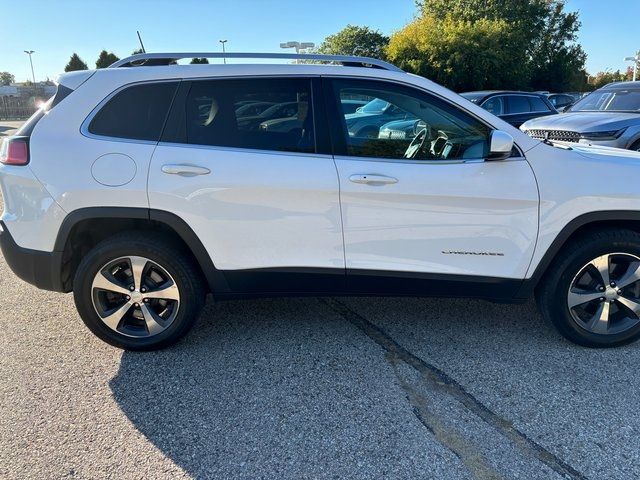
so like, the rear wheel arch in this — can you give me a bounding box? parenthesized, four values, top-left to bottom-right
(55, 207, 229, 293)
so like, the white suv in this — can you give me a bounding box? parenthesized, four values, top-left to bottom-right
(3, 52, 640, 350)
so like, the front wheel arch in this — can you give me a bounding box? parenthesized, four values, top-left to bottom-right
(518, 212, 640, 299)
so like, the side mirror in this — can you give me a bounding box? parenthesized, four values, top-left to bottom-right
(487, 130, 514, 161)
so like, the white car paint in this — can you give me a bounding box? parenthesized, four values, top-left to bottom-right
(3, 62, 640, 284)
(148, 145, 344, 270)
(334, 156, 539, 278)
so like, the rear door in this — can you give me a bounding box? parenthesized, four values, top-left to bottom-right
(148, 76, 345, 293)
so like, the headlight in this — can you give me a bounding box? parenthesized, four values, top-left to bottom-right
(580, 128, 627, 140)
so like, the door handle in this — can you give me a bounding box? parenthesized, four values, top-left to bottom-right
(161, 164, 211, 177)
(349, 174, 398, 185)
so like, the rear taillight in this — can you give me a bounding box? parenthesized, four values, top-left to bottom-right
(0, 136, 29, 166)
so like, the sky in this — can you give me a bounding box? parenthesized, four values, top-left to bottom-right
(1, 0, 638, 83)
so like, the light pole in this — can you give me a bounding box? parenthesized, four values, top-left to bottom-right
(219, 40, 228, 64)
(280, 41, 315, 63)
(24, 50, 36, 85)
(624, 52, 639, 82)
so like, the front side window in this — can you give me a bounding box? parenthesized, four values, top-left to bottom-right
(184, 77, 314, 153)
(330, 79, 490, 161)
(89, 82, 178, 141)
(507, 96, 531, 114)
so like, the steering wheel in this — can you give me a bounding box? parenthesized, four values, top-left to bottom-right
(403, 127, 429, 159)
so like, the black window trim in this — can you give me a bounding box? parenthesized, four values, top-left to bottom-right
(321, 75, 524, 164)
(80, 79, 181, 145)
(159, 74, 329, 157)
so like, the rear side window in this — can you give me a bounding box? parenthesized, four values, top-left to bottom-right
(507, 96, 531, 114)
(182, 77, 314, 153)
(529, 96, 551, 112)
(88, 82, 178, 141)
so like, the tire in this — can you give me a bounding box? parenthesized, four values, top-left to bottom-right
(73, 231, 206, 350)
(537, 229, 640, 347)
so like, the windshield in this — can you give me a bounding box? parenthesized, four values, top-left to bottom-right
(571, 87, 640, 112)
(360, 98, 390, 113)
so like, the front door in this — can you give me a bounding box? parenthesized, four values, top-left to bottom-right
(324, 78, 539, 296)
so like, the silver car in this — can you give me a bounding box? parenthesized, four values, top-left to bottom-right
(521, 81, 640, 151)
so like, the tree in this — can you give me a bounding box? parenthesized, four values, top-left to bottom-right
(96, 50, 120, 69)
(408, 0, 587, 91)
(190, 58, 209, 64)
(387, 15, 527, 91)
(0, 72, 15, 86)
(588, 70, 628, 90)
(64, 53, 88, 72)
(318, 24, 389, 59)
(131, 48, 144, 55)
(528, 2, 587, 91)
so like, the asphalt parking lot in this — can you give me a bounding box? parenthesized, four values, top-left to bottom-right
(2, 120, 640, 479)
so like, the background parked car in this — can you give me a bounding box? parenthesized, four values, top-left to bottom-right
(235, 101, 275, 117)
(521, 81, 640, 151)
(340, 99, 368, 114)
(344, 98, 413, 138)
(547, 93, 575, 112)
(236, 101, 300, 130)
(460, 91, 558, 127)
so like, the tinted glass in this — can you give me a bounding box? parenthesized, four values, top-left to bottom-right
(89, 82, 178, 141)
(529, 96, 550, 112)
(481, 96, 504, 115)
(571, 87, 640, 112)
(184, 78, 314, 153)
(508, 96, 531, 114)
(331, 79, 490, 161)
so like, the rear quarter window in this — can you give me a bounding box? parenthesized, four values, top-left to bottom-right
(88, 82, 178, 141)
(529, 96, 551, 112)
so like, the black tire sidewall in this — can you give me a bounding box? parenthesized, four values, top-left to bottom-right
(545, 233, 640, 347)
(73, 235, 204, 350)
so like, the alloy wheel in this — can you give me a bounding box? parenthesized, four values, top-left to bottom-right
(91, 256, 180, 338)
(567, 253, 640, 335)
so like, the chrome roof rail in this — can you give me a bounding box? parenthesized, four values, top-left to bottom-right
(109, 52, 403, 72)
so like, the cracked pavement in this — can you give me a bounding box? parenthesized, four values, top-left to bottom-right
(2, 121, 640, 479)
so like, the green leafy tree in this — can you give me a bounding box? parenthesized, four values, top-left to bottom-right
(318, 24, 389, 59)
(190, 58, 209, 64)
(0, 72, 15, 85)
(64, 53, 88, 72)
(132, 48, 144, 55)
(387, 15, 527, 91)
(408, 0, 587, 91)
(96, 50, 120, 69)
(588, 70, 629, 90)
(528, 2, 587, 91)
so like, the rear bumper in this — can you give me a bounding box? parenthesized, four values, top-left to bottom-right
(0, 221, 65, 292)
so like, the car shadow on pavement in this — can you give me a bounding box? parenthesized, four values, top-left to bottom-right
(109, 296, 640, 479)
